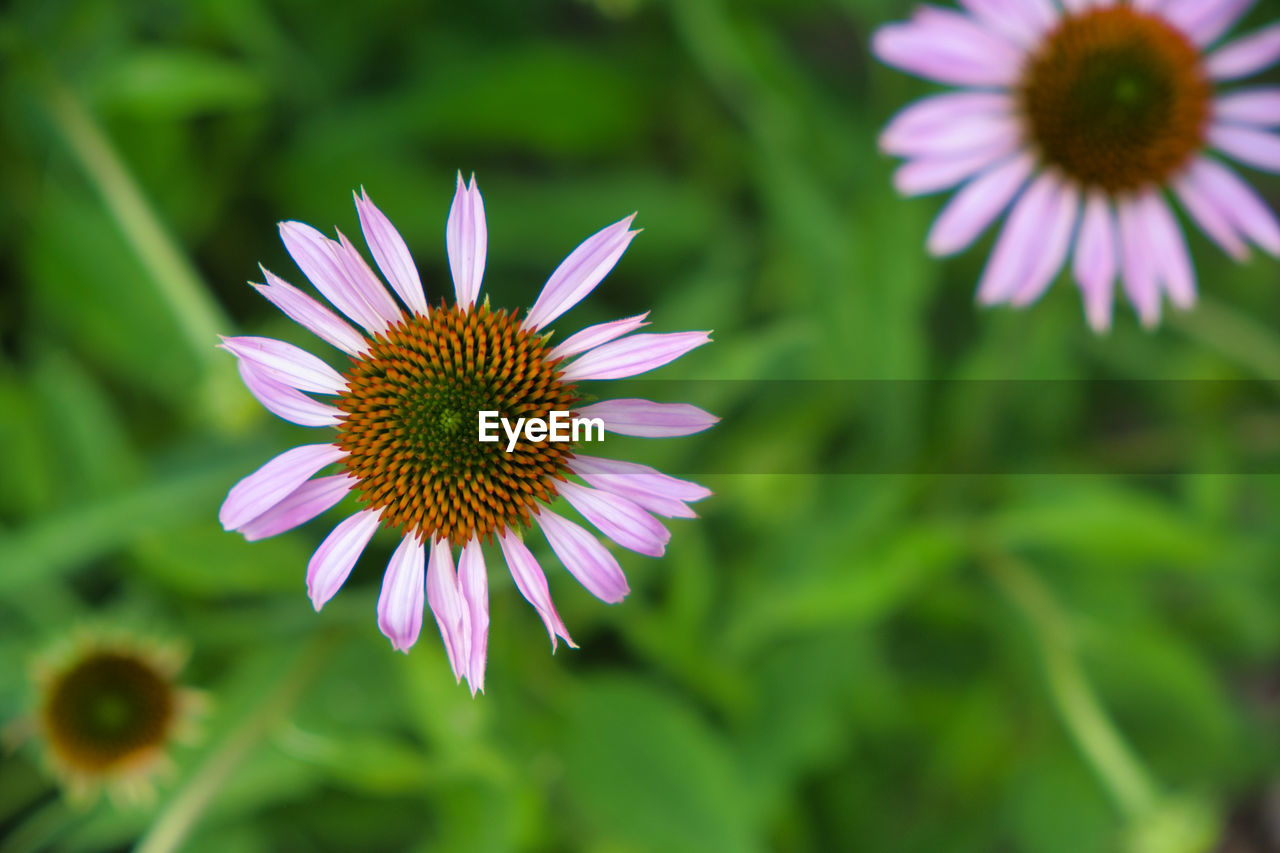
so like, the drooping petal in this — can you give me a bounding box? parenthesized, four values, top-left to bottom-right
(1173, 168, 1252, 260)
(549, 313, 650, 360)
(1010, 180, 1080, 307)
(1073, 192, 1119, 333)
(355, 188, 428, 316)
(306, 509, 380, 609)
(378, 535, 426, 653)
(927, 152, 1035, 256)
(558, 481, 670, 558)
(218, 336, 347, 396)
(239, 474, 355, 542)
(446, 173, 487, 309)
(425, 538, 471, 683)
(1184, 157, 1280, 255)
(254, 268, 367, 357)
(576, 398, 719, 438)
(220, 443, 346, 531)
(976, 171, 1060, 305)
(237, 361, 343, 428)
(561, 331, 711, 381)
(525, 215, 639, 331)
(1117, 197, 1162, 328)
(1210, 124, 1280, 173)
(536, 510, 630, 604)
(279, 221, 389, 334)
(497, 529, 575, 650)
(570, 455, 711, 519)
(1139, 191, 1197, 309)
(457, 539, 489, 694)
(1208, 23, 1280, 81)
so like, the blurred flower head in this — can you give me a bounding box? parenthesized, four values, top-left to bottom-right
(18, 629, 201, 806)
(874, 0, 1280, 331)
(218, 174, 715, 694)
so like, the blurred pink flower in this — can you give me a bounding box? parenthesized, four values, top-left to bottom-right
(219, 175, 715, 694)
(875, 0, 1280, 330)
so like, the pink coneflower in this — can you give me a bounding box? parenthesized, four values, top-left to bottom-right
(218, 176, 715, 693)
(874, 0, 1280, 330)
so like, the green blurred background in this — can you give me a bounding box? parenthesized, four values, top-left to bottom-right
(1, 0, 1279, 851)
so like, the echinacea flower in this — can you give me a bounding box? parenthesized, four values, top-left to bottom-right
(874, 0, 1280, 330)
(11, 630, 202, 805)
(218, 175, 715, 694)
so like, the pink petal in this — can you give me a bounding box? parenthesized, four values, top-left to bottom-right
(525, 215, 639, 331)
(927, 152, 1036, 256)
(378, 535, 426, 653)
(332, 229, 404, 327)
(1184, 157, 1280, 255)
(1117, 197, 1162, 328)
(1208, 23, 1280, 81)
(446, 173, 487, 309)
(576, 398, 719, 438)
(894, 139, 1019, 197)
(254, 268, 367, 357)
(457, 539, 489, 695)
(570, 455, 711, 519)
(425, 538, 470, 683)
(1073, 192, 1119, 333)
(882, 115, 1020, 160)
(1215, 89, 1280, 127)
(237, 361, 342, 428)
(1173, 168, 1252, 260)
(1211, 124, 1280, 173)
(957, 0, 1044, 47)
(355, 188, 428, 316)
(561, 331, 711, 381)
(880, 92, 1015, 155)
(536, 510, 630, 604)
(549, 313, 650, 360)
(219, 443, 345, 531)
(976, 172, 1061, 305)
(306, 509, 380, 609)
(558, 481, 670, 557)
(1139, 192, 1197, 309)
(279, 221, 390, 334)
(1009, 180, 1080, 307)
(497, 529, 575, 650)
(239, 474, 355, 542)
(872, 11, 1024, 88)
(218, 336, 347, 396)
(1164, 0, 1257, 47)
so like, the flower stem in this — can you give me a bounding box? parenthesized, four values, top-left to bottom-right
(39, 76, 241, 426)
(983, 554, 1160, 820)
(133, 631, 335, 853)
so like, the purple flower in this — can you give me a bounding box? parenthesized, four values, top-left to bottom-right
(874, 0, 1280, 330)
(219, 175, 715, 693)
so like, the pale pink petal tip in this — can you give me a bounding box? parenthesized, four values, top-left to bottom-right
(354, 188, 429, 316)
(536, 510, 631, 604)
(561, 331, 712, 382)
(426, 538, 471, 683)
(307, 509, 381, 610)
(446, 172, 488, 309)
(576, 398, 719, 438)
(497, 529, 576, 651)
(378, 535, 426, 653)
(220, 443, 346, 532)
(457, 539, 489, 695)
(526, 214, 640, 331)
(570, 455, 711, 519)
